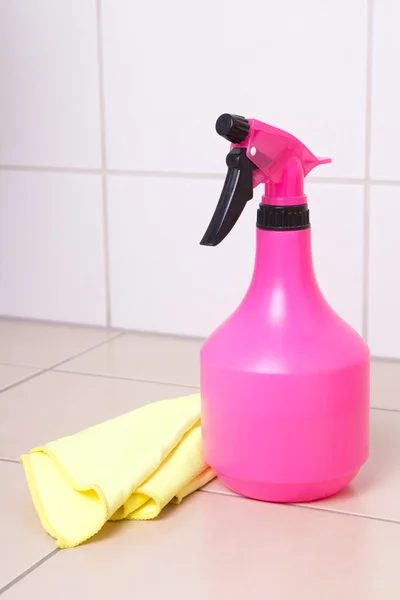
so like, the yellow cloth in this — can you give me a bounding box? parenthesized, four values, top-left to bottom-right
(20, 393, 215, 549)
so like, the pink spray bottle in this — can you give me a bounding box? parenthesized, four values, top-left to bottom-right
(200, 114, 369, 503)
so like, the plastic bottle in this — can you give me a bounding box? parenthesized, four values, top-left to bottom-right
(200, 114, 369, 502)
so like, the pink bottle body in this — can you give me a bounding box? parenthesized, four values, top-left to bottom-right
(201, 226, 370, 503)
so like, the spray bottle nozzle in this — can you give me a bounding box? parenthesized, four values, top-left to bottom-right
(200, 114, 331, 247)
(215, 114, 250, 144)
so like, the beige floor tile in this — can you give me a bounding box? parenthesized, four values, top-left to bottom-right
(0, 364, 39, 391)
(0, 461, 55, 591)
(204, 409, 400, 523)
(371, 358, 400, 410)
(3, 491, 400, 599)
(0, 319, 119, 369)
(58, 332, 202, 387)
(0, 370, 198, 459)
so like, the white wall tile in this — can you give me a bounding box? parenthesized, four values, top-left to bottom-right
(107, 175, 256, 337)
(0, 171, 106, 326)
(0, 0, 101, 168)
(370, 0, 400, 180)
(102, 0, 367, 179)
(307, 183, 364, 334)
(108, 176, 364, 337)
(368, 186, 400, 357)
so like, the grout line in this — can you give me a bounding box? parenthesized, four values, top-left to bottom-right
(0, 361, 46, 369)
(96, 0, 112, 327)
(306, 176, 364, 185)
(361, 0, 375, 342)
(0, 162, 400, 187)
(108, 169, 226, 180)
(198, 487, 400, 527)
(0, 549, 59, 595)
(198, 487, 237, 499)
(104, 328, 205, 344)
(371, 354, 400, 363)
(0, 457, 20, 464)
(0, 314, 119, 331)
(289, 503, 400, 527)
(0, 368, 45, 395)
(52, 366, 200, 390)
(0, 361, 40, 368)
(364, 179, 396, 187)
(370, 405, 400, 413)
(105, 326, 205, 344)
(0, 369, 48, 396)
(0, 164, 101, 175)
(362, 187, 371, 340)
(49, 332, 125, 371)
(0, 333, 123, 396)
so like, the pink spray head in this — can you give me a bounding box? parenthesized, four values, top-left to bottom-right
(200, 114, 331, 246)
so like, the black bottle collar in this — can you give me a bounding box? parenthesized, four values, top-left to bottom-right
(257, 203, 310, 231)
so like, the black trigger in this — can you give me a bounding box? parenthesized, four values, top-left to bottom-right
(200, 149, 257, 247)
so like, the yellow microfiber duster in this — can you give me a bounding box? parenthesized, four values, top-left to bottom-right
(20, 393, 215, 548)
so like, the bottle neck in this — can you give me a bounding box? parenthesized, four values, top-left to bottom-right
(262, 156, 307, 206)
(244, 227, 324, 313)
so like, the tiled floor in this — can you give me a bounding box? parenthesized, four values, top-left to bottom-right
(0, 319, 400, 598)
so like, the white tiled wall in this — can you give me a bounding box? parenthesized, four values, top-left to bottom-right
(0, 0, 101, 168)
(0, 0, 399, 357)
(101, 0, 367, 178)
(0, 171, 106, 325)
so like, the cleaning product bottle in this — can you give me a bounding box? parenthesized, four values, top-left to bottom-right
(200, 114, 369, 503)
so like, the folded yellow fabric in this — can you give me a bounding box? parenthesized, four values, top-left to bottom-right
(20, 393, 215, 549)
